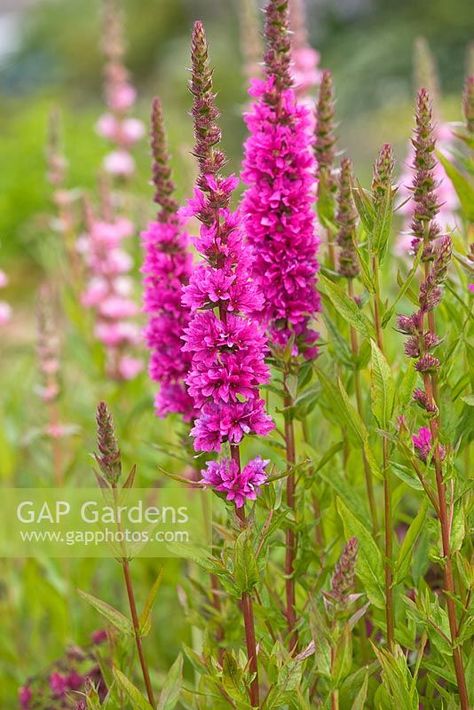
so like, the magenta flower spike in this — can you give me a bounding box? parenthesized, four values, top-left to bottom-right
(241, 0, 320, 359)
(181, 20, 273, 467)
(141, 98, 195, 421)
(96, 0, 144, 179)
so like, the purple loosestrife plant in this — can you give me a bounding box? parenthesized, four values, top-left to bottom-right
(289, 0, 321, 102)
(141, 98, 195, 421)
(78, 200, 142, 381)
(181, 21, 273, 458)
(241, 0, 319, 653)
(335, 158, 379, 534)
(315, 69, 338, 267)
(241, 0, 320, 360)
(336, 157, 360, 280)
(96, 0, 144, 179)
(93, 401, 156, 707)
(397, 41, 458, 255)
(398, 88, 469, 708)
(181, 21, 273, 706)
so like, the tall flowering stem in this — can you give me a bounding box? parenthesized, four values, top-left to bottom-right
(238, 0, 263, 83)
(289, 0, 321, 101)
(336, 158, 378, 534)
(96, 0, 144, 180)
(141, 98, 194, 420)
(94, 402, 156, 709)
(397, 42, 458, 255)
(183, 22, 274, 705)
(46, 110, 81, 277)
(242, 0, 320, 652)
(79, 196, 142, 381)
(463, 75, 474, 135)
(36, 284, 63, 484)
(398, 89, 468, 708)
(370, 143, 395, 649)
(315, 70, 337, 268)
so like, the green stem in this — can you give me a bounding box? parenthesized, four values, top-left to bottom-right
(348, 279, 378, 535)
(284, 383, 298, 654)
(372, 255, 394, 651)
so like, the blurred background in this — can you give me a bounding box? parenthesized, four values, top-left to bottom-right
(0, 0, 472, 272)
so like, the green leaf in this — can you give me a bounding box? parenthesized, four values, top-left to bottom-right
(397, 363, 417, 412)
(221, 653, 253, 707)
(337, 498, 385, 609)
(112, 667, 154, 710)
(157, 654, 183, 710)
(394, 500, 428, 583)
(318, 468, 369, 523)
(332, 624, 353, 685)
(371, 186, 394, 263)
(437, 152, 474, 221)
(139, 568, 164, 637)
(370, 340, 395, 428)
(351, 670, 369, 710)
(78, 589, 133, 635)
(233, 529, 259, 595)
(317, 370, 382, 480)
(391, 462, 424, 491)
(318, 274, 375, 340)
(373, 645, 419, 710)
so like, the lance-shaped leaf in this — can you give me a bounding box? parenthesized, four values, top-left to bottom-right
(318, 274, 375, 341)
(157, 654, 183, 710)
(437, 151, 474, 221)
(370, 340, 395, 429)
(394, 500, 428, 583)
(78, 589, 133, 636)
(112, 667, 154, 710)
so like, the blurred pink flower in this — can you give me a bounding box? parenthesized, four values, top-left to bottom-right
(103, 149, 135, 177)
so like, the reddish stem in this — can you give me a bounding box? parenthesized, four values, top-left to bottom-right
(122, 559, 156, 708)
(231, 445, 260, 707)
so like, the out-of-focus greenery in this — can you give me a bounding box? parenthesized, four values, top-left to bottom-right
(0, 0, 472, 270)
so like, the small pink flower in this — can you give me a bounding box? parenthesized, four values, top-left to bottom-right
(99, 295, 139, 319)
(201, 456, 269, 508)
(103, 150, 135, 177)
(412, 427, 432, 462)
(108, 83, 136, 111)
(91, 628, 108, 644)
(66, 671, 84, 690)
(118, 356, 143, 380)
(0, 269, 8, 288)
(18, 685, 32, 709)
(0, 301, 11, 325)
(49, 672, 67, 697)
(121, 117, 145, 143)
(469, 283, 474, 293)
(96, 112, 118, 140)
